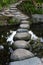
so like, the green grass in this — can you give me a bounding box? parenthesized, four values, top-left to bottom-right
(17, 0, 43, 15)
(0, 0, 18, 10)
(36, 0, 43, 3)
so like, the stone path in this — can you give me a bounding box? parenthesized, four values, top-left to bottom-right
(0, 0, 43, 65)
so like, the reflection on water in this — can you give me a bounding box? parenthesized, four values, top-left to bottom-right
(7, 30, 16, 45)
(28, 31, 38, 40)
(0, 29, 43, 65)
(7, 30, 43, 44)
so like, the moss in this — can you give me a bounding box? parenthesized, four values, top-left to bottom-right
(7, 17, 20, 25)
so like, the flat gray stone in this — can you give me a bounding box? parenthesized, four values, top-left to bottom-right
(21, 21, 30, 24)
(32, 14, 43, 23)
(9, 57, 42, 65)
(13, 12, 21, 15)
(13, 40, 31, 49)
(19, 17, 29, 20)
(20, 24, 30, 29)
(10, 49, 34, 61)
(41, 58, 43, 63)
(10, 8, 17, 10)
(13, 32, 31, 41)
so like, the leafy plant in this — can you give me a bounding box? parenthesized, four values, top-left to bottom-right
(0, 0, 18, 10)
(17, 0, 43, 14)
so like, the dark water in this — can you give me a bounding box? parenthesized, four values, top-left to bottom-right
(30, 22, 43, 57)
(0, 25, 19, 65)
(0, 22, 43, 65)
(30, 22, 43, 37)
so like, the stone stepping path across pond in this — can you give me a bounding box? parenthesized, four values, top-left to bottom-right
(8, 1, 43, 65)
(0, 0, 43, 65)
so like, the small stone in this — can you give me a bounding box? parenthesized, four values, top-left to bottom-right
(10, 49, 34, 61)
(20, 24, 30, 29)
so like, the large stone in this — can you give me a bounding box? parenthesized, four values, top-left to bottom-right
(9, 57, 42, 65)
(41, 58, 43, 63)
(32, 14, 43, 23)
(20, 24, 30, 29)
(21, 20, 30, 24)
(13, 40, 31, 49)
(16, 29, 28, 33)
(10, 49, 34, 61)
(13, 32, 31, 41)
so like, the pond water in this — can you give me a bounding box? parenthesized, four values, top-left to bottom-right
(0, 25, 19, 65)
(30, 22, 43, 42)
(0, 22, 43, 65)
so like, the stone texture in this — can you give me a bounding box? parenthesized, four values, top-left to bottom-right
(13, 32, 31, 41)
(13, 40, 31, 49)
(10, 8, 17, 10)
(0, 45, 4, 50)
(13, 12, 21, 15)
(20, 24, 30, 29)
(32, 14, 43, 23)
(41, 58, 43, 63)
(9, 57, 42, 65)
(21, 21, 30, 24)
(10, 49, 34, 61)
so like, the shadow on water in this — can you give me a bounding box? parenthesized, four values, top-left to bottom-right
(30, 22, 43, 58)
(0, 21, 43, 64)
(30, 22, 43, 37)
(0, 24, 19, 65)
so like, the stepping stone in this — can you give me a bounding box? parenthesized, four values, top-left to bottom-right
(13, 40, 31, 49)
(17, 16, 29, 20)
(6, 10, 17, 13)
(13, 12, 21, 15)
(10, 8, 17, 10)
(4, 14, 14, 17)
(16, 29, 28, 33)
(14, 14, 21, 17)
(10, 49, 34, 61)
(20, 24, 30, 29)
(10, 5, 16, 8)
(13, 32, 31, 41)
(21, 21, 30, 24)
(41, 58, 43, 63)
(3, 12, 14, 17)
(20, 14, 29, 19)
(9, 57, 42, 65)
(18, 16, 29, 21)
